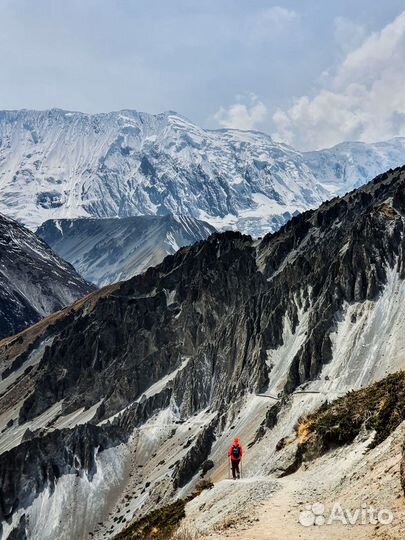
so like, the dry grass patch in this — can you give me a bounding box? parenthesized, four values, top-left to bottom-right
(297, 371, 405, 457)
(113, 499, 186, 540)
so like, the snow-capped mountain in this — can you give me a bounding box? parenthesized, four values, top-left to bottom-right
(1, 109, 403, 237)
(36, 214, 216, 286)
(0, 213, 94, 340)
(1, 166, 404, 539)
(304, 137, 405, 195)
(0, 108, 326, 237)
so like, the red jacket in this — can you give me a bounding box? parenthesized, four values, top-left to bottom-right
(228, 443, 243, 461)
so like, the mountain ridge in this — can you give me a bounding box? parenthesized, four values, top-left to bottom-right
(1, 108, 403, 236)
(0, 212, 95, 340)
(36, 214, 216, 286)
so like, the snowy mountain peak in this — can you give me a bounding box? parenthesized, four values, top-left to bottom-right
(303, 136, 405, 195)
(0, 109, 403, 235)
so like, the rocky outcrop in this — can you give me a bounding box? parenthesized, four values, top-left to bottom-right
(173, 420, 217, 489)
(257, 168, 405, 391)
(18, 230, 266, 425)
(271, 441, 303, 478)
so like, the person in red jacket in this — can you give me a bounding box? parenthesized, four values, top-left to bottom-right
(228, 437, 243, 479)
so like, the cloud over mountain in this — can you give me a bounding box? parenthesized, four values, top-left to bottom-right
(272, 12, 405, 150)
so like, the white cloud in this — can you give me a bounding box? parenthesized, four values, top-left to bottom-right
(259, 6, 298, 29)
(246, 6, 299, 44)
(272, 12, 405, 150)
(334, 16, 367, 54)
(214, 94, 267, 131)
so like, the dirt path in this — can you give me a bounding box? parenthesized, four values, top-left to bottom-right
(204, 476, 375, 540)
(183, 424, 404, 540)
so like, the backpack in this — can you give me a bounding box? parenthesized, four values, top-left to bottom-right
(232, 444, 241, 459)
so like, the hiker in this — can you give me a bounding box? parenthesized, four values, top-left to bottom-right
(228, 437, 243, 480)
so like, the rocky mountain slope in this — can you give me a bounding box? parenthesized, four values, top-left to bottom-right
(0, 166, 404, 539)
(0, 213, 94, 340)
(1, 109, 403, 237)
(36, 214, 216, 286)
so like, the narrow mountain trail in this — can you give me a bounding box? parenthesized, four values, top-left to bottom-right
(183, 423, 405, 540)
(204, 477, 374, 540)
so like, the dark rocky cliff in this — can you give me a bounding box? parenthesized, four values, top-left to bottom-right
(0, 213, 95, 340)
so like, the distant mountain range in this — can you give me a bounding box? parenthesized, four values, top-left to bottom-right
(303, 137, 405, 195)
(0, 213, 94, 339)
(1, 108, 403, 236)
(37, 214, 216, 286)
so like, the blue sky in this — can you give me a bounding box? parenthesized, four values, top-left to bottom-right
(0, 0, 404, 149)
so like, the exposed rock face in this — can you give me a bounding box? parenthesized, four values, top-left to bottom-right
(0, 213, 95, 340)
(36, 214, 216, 286)
(5, 515, 27, 540)
(0, 423, 125, 523)
(271, 440, 303, 478)
(17, 229, 266, 426)
(1, 166, 405, 539)
(173, 420, 217, 489)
